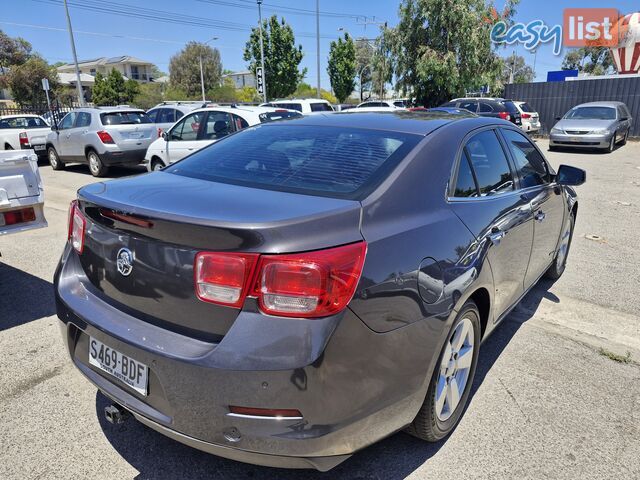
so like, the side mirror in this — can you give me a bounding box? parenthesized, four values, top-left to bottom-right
(51, 125, 58, 131)
(161, 130, 169, 141)
(620, 116, 628, 121)
(557, 164, 586, 186)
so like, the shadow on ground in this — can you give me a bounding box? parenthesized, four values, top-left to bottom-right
(0, 262, 56, 330)
(95, 281, 557, 480)
(40, 162, 146, 179)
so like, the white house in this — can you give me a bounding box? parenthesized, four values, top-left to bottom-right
(222, 71, 256, 89)
(56, 56, 156, 82)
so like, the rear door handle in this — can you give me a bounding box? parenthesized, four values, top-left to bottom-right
(488, 228, 506, 245)
(534, 210, 546, 222)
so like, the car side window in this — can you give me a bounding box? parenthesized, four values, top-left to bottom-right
(175, 110, 185, 121)
(464, 130, 514, 196)
(459, 101, 478, 113)
(159, 108, 177, 124)
(232, 114, 249, 131)
(58, 112, 77, 130)
(170, 112, 204, 141)
(202, 111, 232, 140)
(453, 151, 479, 197)
(478, 102, 493, 113)
(146, 109, 159, 123)
(75, 112, 92, 128)
(501, 129, 549, 187)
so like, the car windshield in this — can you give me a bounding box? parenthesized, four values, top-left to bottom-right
(100, 111, 151, 125)
(166, 124, 421, 199)
(564, 107, 616, 120)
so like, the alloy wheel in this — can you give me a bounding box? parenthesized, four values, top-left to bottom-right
(435, 316, 475, 422)
(89, 153, 100, 174)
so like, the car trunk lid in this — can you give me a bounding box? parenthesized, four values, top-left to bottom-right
(75, 172, 363, 339)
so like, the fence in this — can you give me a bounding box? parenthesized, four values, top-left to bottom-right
(504, 75, 640, 137)
(0, 101, 75, 126)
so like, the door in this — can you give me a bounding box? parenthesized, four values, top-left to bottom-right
(499, 128, 565, 287)
(449, 129, 534, 319)
(165, 111, 206, 164)
(67, 111, 92, 160)
(55, 112, 77, 158)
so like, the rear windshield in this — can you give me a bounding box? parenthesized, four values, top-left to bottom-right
(100, 111, 151, 125)
(270, 102, 303, 112)
(259, 111, 303, 122)
(518, 102, 534, 112)
(564, 107, 616, 120)
(166, 124, 421, 199)
(0, 117, 48, 129)
(502, 101, 518, 113)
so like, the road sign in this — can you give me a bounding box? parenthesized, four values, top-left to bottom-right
(41, 78, 50, 91)
(256, 67, 264, 95)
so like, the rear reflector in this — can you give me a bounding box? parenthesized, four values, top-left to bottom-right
(228, 406, 303, 418)
(68, 200, 86, 254)
(19, 132, 29, 146)
(195, 252, 259, 307)
(0, 207, 36, 226)
(97, 130, 115, 144)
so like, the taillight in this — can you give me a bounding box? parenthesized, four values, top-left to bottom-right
(498, 112, 511, 121)
(195, 252, 259, 307)
(521, 113, 531, 119)
(19, 132, 29, 146)
(0, 207, 36, 226)
(194, 242, 367, 318)
(68, 200, 86, 254)
(255, 242, 366, 317)
(96, 130, 115, 144)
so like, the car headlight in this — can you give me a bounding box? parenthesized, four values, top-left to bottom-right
(590, 128, 611, 135)
(550, 127, 563, 134)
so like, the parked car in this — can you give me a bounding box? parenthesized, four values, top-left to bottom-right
(356, 100, 406, 109)
(46, 107, 155, 177)
(0, 150, 47, 241)
(144, 106, 302, 171)
(441, 98, 522, 126)
(513, 101, 541, 134)
(260, 98, 334, 114)
(549, 101, 632, 153)
(0, 114, 51, 158)
(146, 101, 206, 137)
(426, 107, 477, 116)
(55, 112, 585, 471)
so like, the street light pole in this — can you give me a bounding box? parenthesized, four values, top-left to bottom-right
(316, 0, 321, 98)
(257, 0, 267, 102)
(63, 0, 84, 106)
(199, 36, 218, 102)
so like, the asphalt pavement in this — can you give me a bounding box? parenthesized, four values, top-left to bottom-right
(0, 140, 639, 479)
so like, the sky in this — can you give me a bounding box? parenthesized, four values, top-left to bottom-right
(1, 0, 638, 88)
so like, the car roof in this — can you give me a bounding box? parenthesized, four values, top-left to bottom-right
(189, 105, 296, 115)
(0, 114, 44, 119)
(75, 107, 145, 114)
(265, 98, 330, 104)
(573, 101, 625, 108)
(260, 110, 500, 136)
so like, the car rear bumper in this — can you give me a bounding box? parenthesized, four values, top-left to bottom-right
(54, 244, 434, 470)
(549, 133, 611, 148)
(100, 148, 148, 165)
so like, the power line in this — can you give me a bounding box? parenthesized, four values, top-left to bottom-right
(198, 0, 368, 20)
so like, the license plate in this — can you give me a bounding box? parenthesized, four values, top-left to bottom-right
(33, 145, 45, 151)
(128, 132, 143, 139)
(570, 137, 580, 142)
(88, 337, 148, 395)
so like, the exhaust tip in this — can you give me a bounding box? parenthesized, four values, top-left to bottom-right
(104, 404, 130, 425)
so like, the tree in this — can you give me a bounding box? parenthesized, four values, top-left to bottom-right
(133, 82, 164, 109)
(386, 0, 519, 107)
(292, 82, 336, 102)
(237, 86, 259, 103)
(502, 54, 534, 85)
(562, 47, 614, 75)
(208, 77, 238, 103)
(327, 33, 357, 103)
(169, 42, 222, 97)
(4, 55, 58, 105)
(244, 15, 306, 99)
(0, 30, 32, 72)
(355, 38, 374, 101)
(92, 69, 138, 105)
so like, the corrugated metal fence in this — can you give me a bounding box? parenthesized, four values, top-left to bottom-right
(505, 76, 640, 137)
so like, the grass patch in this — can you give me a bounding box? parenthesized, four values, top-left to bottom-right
(598, 348, 632, 364)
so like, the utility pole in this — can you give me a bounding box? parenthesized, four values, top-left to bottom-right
(509, 50, 516, 84)
(63, 0, 84, 106)
(316, 0, 321, 98)
(380, 22, 386, 100)
(257, 0, 267, 102)
(199, 54, 206, 101)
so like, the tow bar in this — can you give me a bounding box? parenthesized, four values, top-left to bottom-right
(104, 403, 130, 425)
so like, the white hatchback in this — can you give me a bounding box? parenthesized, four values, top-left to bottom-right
(514, 101, 541, 134)
(144, 106, 301, 171)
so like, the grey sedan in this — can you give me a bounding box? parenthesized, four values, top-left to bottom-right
(549, 101, 632, 153)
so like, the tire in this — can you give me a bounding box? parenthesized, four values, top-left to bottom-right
(87, 149, 108, 177)
(621, 129, 628, 146)
(545, 212, 575, 280)
(548, 145, 558, 152)
(606, 134, 616, 153)
(151, 158, 165, 171)
(406, 301, 481, 442)
(47, 146, 65, 170)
